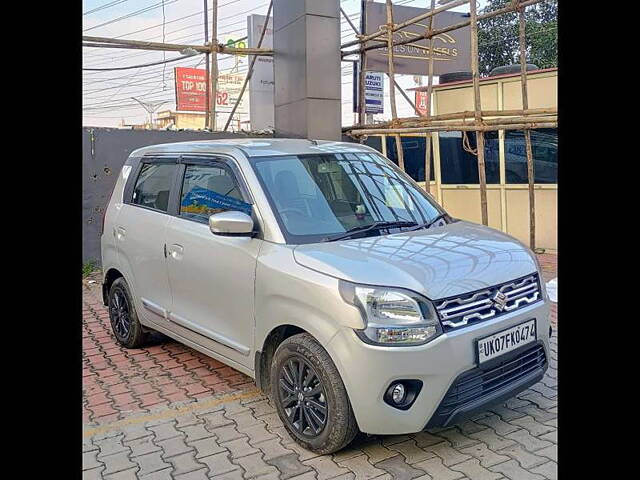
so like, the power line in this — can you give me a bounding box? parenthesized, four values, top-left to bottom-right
(84, 0, 133, 16)
(83, 0, 179, 33)
(83, 53, 202, 71)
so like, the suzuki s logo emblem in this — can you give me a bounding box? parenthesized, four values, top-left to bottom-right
(492, 292, 507, 311)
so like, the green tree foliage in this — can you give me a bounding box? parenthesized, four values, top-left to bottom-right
(478, 0, 557, 76)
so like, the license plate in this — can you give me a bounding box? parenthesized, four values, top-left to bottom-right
(476, 319, 536, 365)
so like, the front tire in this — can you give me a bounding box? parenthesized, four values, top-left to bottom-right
(108, 278, 147, 348)
(270, 333, 359, 454)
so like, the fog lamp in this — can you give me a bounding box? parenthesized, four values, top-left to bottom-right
(391, 383, 406, 404)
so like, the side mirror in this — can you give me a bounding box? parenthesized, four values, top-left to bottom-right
(209, 211, 255, 236)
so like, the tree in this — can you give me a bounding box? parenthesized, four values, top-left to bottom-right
(478, 0, 557, 76)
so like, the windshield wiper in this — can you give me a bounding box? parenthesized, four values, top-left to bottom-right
(407, 213, 449, 232)
(323, 221, 418, 242)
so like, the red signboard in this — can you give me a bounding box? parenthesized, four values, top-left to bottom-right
(175, 67, 208, 112)
(415, 91, 429, 116)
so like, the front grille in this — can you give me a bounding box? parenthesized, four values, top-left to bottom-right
(436, 274, 542, 331)
(429, 344, 547, 425)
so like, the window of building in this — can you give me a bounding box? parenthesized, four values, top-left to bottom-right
(439, 131, 500, 184)
(179, 164, 251, 222)
(132, 163, 178, 212)
(505, 129, 557, 184)
(363, 136, 382, 153)
(385, 136, 435, 183)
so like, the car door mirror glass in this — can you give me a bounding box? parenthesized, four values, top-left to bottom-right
(209, 211, 254, 236)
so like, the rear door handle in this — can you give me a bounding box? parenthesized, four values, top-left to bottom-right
(168, 244, 184, 260)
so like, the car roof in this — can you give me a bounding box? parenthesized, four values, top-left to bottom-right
(130, 138, 376, 159)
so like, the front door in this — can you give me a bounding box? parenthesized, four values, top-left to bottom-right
(165, 157, 261, 369)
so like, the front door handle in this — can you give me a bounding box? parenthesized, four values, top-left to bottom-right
(115, 226, 126, 240)
(168, 244, 184, 260)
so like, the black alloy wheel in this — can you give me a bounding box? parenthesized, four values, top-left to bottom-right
(108, 277, 147, 348)
(278, 357, 327, 437)
(270, 333, 359, 454)
(110, 288, 131, 339)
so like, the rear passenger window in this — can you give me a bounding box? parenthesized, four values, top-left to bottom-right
(180, 164, 251, 222)
(132, 163, 177, 212)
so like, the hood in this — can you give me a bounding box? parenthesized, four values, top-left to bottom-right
(293, 221, 538, 300)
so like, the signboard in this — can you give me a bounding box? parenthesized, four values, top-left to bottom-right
(353, 67, 385, 114)
(247, 14, 274, 130)
(364, 72, 384, 114)
(174, 67, 247, 114)
(415, 90, 429, 116)
(364, 2, 470, 76)
(174, 67, 208, 112)
(217, 72, 248, 114)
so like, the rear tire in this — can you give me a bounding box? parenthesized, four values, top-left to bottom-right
(270, 333, 359, 454)
(108, 278, 147, 348)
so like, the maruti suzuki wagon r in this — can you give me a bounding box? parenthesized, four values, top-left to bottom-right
(101, 139, 551, 454)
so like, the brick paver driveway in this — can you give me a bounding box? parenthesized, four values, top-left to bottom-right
(83, 255, 557, 480)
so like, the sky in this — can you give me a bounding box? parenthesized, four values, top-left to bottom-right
(82, 0, 486, 129)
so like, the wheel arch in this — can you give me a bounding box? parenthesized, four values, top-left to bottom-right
(255, 324, 308, 395)
(102, 267, 125, 306)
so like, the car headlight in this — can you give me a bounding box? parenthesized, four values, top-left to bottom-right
(339, 281, 442, 346)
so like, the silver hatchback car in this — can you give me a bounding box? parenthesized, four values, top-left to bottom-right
(101, 139, 551, 454)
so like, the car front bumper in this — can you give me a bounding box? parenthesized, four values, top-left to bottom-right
(326, 300, 551, 435)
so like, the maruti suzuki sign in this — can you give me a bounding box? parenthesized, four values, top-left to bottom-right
(364, 72, 384, 114)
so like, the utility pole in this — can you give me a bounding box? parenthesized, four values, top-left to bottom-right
(209, 0, 218, 130)
(204, 0, 210, 129)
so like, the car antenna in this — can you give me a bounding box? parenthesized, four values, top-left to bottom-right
(309, 139, 318, 146)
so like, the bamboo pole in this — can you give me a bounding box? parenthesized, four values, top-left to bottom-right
(385, 0, 404, 170)
(344, 107, 557, 131)
(209, 0, 218, 130)
(470, 0, 488, 226)
(204, 0, 211, 130)
(389, 75, 419, 112)
(342, 0, 469, 48)
(518, 1, 536, 250)
(424, 0, 436, 194)
(341, 0, 544, 57)
(350, 122, 557, 136)
(223, 0, 273, 132)
(341, 7, 360, 35)
(358, 0, 367, 126)
(82, 36, 273, 56)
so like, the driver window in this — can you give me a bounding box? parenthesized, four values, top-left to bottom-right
(179, 163, 251, 223)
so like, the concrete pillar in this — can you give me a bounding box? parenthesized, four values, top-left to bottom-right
(273, 0, 341, 141)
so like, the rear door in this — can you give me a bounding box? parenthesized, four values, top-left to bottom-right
(116, 157, 179, 323)
(164, 156, 261, 369)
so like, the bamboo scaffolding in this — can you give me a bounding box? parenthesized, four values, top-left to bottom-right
(345, 107, 557, 131)
(358, 0, 367, 127)
(518, 0, 536, 249)
(469, 0, 489, 225)
(82, 36, 273, 56)
(424, 0, 436, 194)
(341, 0, 544, 57)
(209, 0, 219, 130)
(342, 0, 469, 49)
(386, 0, 405, 170)
(351, 122, 557, 136)
(222, 0, 274, 132)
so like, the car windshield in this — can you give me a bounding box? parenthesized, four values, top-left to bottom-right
(251, 151, 445, 244)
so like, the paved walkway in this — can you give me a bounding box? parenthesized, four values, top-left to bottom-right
(83, 255, 557, 480)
